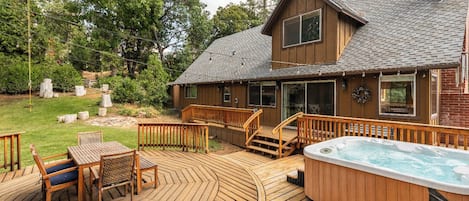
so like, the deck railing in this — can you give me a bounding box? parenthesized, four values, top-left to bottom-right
(138, 123, 209, 153)
(181, 104, 263, 145)
(181, 104, 256, 128)
(296, 114, 469, 150)
(0, 132, 22, 171)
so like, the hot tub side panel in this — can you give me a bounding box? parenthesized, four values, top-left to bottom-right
(305, 158, 469, 201)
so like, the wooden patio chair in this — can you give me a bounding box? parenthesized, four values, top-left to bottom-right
(30, 144, 78, 201)
(77, 131, 103, 145)
(135, 153, 158, 194)
(90, 150, 136, 201)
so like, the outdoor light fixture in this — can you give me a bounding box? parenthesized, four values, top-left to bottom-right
(341, 78, 347, 90)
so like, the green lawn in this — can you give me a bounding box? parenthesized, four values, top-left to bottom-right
(0, 94, 140, 169)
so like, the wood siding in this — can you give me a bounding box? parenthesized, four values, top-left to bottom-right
(337, 72, 430, 124)
(305, 158, 469, 201)
(271, 0, 358, 69)
(337, 14, 357, 57)
(178, 72, 432, 126)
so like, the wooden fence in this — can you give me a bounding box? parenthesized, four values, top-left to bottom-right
(137, 123, 209, 153)
(296, 114, 469, 150)
(1, 132, 22, 171)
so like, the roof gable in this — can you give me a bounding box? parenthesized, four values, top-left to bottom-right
(262, 0, 368, 36)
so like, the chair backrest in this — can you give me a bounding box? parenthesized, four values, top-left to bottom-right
(77, 131, 103, 145)
(99, 150, 136, 187)
(30, 144, 47, 176)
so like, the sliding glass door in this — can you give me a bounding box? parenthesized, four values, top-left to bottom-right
(282, 81, 335, 121)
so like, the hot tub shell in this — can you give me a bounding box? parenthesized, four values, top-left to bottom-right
(304, 136, 469, 201)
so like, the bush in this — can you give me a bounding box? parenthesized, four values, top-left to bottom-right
(0, 62, 43, 94)
(0, 61, 82, 94)
(96, 76, 123, 90)
(49, 64, 82, 92)
(112, 77, 144, 104)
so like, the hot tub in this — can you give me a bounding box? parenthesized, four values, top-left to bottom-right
(304, 136, 469, 201)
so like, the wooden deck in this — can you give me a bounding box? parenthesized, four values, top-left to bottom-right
(0, 150, 305, 201)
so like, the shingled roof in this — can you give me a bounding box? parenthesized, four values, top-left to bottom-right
(173, 0, 468, 85)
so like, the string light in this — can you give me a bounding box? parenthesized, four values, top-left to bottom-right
(397, 70, 400, 76)
(318, 71, 322, 76)
(414, 69, 418, 75)
(379, 72, 383, 77)
(342, 72, 346, 77)
(362, 72, 366, 78)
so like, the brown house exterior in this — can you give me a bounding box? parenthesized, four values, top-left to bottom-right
(172, 0, 469, 127)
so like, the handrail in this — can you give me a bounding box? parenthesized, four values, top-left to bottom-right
(271, 112, 304, 158)
(138, 123, 209, 153)
(182, 104, 255, 113)
(0, 132, 23, 171)
(272, 112, 304, 134)
(243, 109, 263, 146)
(297, 114, 469, 150)
(242, 109, 263, 129)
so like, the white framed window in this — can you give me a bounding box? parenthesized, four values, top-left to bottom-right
(223, 86, 231, 103)
(430, 70, 439, 118)
(184, 85, 197, 99)
(283, 9, 322, 48)
(379, 74, 416, 116)
(248, 82, 276, 107)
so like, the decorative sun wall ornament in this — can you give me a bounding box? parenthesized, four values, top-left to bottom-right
(352, 86, 371, 104)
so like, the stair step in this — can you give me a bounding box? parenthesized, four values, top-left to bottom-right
(251, 140, 292, 150)
(286, 170, 298, 179)
(246, 145, 279, 156)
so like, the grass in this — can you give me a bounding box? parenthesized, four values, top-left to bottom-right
(0, 93, 220, 170)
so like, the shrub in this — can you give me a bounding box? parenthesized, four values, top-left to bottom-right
(49, 64, 82, 92)
(96, 76, 123, 90)
(112, 77, 144, 104)
(0, 61, 82, 94)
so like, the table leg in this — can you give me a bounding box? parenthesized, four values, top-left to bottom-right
(78, 166, 84, 201)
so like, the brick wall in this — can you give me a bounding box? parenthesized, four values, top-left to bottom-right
(440, 68, 469, 127)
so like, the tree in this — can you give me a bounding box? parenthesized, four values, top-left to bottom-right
(138, 54, 169, 107)
(211, 2, 264, 40)
(0, 0, 48, 59)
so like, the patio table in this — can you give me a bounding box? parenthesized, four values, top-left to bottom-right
(68, 141, 131, 201)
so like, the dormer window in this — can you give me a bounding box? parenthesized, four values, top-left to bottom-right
(283, 9, 322, 48)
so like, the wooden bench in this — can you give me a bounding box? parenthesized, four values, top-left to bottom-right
(135, 154, 158, 194)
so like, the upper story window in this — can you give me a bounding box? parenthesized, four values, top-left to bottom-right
(379, 74, 416, 116)
(283, 9, 322, 48)
(184, 85, 197, 99)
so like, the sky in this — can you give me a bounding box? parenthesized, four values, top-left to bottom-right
(201, 0, 244, 16)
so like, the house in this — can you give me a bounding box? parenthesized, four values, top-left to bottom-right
(172, 0, 469, 128)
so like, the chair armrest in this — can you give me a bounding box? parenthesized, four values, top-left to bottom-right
(44, 159, 74, 168)
(42, 153, 68, 160)
(43, 166, 78, 179)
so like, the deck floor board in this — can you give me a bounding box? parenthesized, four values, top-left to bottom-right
(0, 150, 306, 201)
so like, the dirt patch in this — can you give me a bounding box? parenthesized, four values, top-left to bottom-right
(211, 140, 244, 155)
(86, 116, 138, 127)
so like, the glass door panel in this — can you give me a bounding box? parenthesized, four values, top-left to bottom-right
(282, 83, 305, 121)
(306, 82, 335, 115)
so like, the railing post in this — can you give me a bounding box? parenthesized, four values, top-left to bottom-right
(16, 134, 20, 170)
(205, 126, 209, 153)
(138, 124, 141, 151)
(278, 129, 283, 158)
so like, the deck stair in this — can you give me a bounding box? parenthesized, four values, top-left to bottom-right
(286, 167, 304, 187)
(246, 127, 297, 158)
